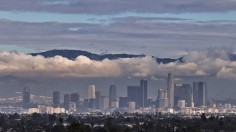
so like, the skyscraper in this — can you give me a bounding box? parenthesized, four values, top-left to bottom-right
(174, 84, 193, 107)
(100, 96, 109, 112)
(53, 91, 60, 107)
(193, 82, 207, 107)
(95, 91, 101, 109)
(109, 84, 117, 107)
(127, 86, 141, 108)
(23, 87, 30, 108)
(88, 85, 96, 109)
(119, 97, 128, 108)
(71, 93, 79, 104)
(64, 94, 71, 110)
(88, 85, 96, 99)
(140, 79, 148, 108)
(127, 79, 148, 108)
(167, 73, 174, 108)
(158, 89, 168, 108)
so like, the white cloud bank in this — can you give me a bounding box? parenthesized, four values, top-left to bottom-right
(0, 48, 235, 79)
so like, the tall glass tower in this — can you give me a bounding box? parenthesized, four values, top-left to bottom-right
(23, 87, 30, 108)
(167, 73, 174, 108)
(193, 82, 207, 107)
(53, 91, 60, 107)
(140, 79, 147, 108)
(109, 85, 117, 107)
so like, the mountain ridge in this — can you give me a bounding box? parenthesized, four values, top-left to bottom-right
(30, 49, 184, 64)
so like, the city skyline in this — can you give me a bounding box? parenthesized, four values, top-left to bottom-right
(0, 0, 235, 111)
(20, 73, 209, 113)
(0, 1, 236, 131)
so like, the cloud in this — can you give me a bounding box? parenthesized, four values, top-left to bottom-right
(0, 18, 236, 57)
(0, 51, 155, 77)
(0, 0, 236, 14)
(0, 48, 236, 80)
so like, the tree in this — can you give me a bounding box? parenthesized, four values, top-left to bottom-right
(209, 114, 215, 121)
(68, 122, 86, 132)
(94, 126, 107, 132)
(49, 114, 57, 123)
(124, 127, 132, 132)
(67, 115, 77, 124)
(9, 113, 20, 120)
(59, 118, 64, 125)
(32, 113, 42, 122)
(0, 115, 5, 126)
(201, 113, 207, 123)
(219, 118, 224, 130)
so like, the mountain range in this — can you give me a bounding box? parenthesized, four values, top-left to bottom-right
(30, 49, 184, 64)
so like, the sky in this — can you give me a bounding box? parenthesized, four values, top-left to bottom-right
(0, 0, 236, 99)
(0, 0, 235, 57)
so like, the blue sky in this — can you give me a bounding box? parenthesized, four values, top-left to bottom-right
(0, 45, 35, 53)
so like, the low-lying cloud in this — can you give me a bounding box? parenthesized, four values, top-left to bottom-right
(0, 48, 235, 79)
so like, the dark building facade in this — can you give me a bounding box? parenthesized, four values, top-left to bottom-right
(127, 79, 148, 108)
(193, 82, 207, 107)
(64, 94, 71, 110)
(119, 97, 128, 108)
(95, 91, 101, 109)
(127, 86, 141, 108)
(174, 84, 193, 107)
(53, 91, 60, 107)
(71, 93, 80, 104)
(140, 79, 148, 107)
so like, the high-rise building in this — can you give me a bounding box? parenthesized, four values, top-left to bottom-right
(147, 98, 156, 107)
(100, 96, 109, 112)
(126, 80, 148, 108)
(53, 91, 60, 107)
(128, 102, 136, 110)
(126, 79, 148, 109)
(191, 91, 194, 107)
(193, 82, 207, 107)
(68, 102, 77, 113)
(177, 100, 186, 108)
(140, 79, 148, 108)
(109, 85, 117, 107)
(88, 85, 96, 99)
(23, 87, 30, 108)
(119, 97, 128, 108)
(88, 98, 96, 109)
(71, 93, 80, 104)
(167, 73, 174, 108)
(83, 99, 90, 109)
(64, 94, 71, 110)
(87, 85, 96, 109)
(95, 91, 101, 109)
(127, 86, 141, 108)
(158, 89, 168, 108)
(111, 100, 119, 108)
(174, 84, 193, 107)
